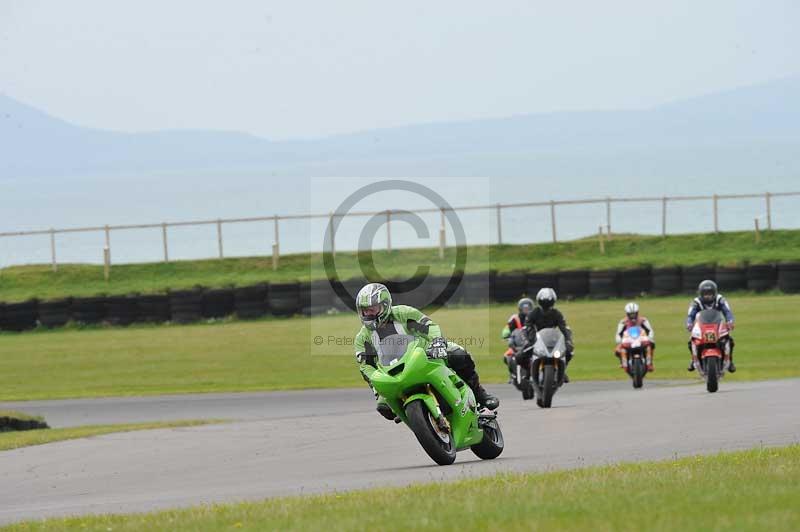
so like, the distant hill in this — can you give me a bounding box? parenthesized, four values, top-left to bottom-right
(2, 76, 798, 179)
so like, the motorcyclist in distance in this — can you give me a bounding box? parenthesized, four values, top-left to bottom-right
(614, 302, 655, 372)
(523, 288, 574, 382)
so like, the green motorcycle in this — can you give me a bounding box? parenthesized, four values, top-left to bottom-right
(369, 338, 504, 466)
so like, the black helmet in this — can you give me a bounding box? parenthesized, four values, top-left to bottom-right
(518, 297, 534, 316)
(536, 288, 557, 310)
(698, 280, 718, 306)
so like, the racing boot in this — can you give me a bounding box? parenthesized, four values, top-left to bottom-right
(728, 357, 737, 373)
(687, 360, 696, 372)
(468, 375, 499, 411)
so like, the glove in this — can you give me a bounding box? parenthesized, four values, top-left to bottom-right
(427, 337, 448, 359)
(728, 322, 735, 330)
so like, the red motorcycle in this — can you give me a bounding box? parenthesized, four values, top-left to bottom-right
(690, 309, 731, 393)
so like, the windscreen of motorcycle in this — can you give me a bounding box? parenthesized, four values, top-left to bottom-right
(534, 328, 566, 357)
(698, 309, 724, 324)
(372, 325, 419, 366)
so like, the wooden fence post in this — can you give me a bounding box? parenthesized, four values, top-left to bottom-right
(765, 192, 772, 230)
(713, 194, 719, 233)
(496, 203, 503, 245)
(272, 215, 280, 271)
(439, 208, 446, 259)
(162, 223, 169, 262)
(550, 200, 557, 243)
(598, 225, 605, 254)
(104, 225, 111, 263)
(50, 228, 57, 272)
(606, 197, 612, 238)
(216, 219, 224, 259)
(661, 197, 668, 236)
(386, 210, 392, 252)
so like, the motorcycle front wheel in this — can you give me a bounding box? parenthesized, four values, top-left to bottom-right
(470, 417, 504, 460)
(632, 358, 645, 389)
(405, 400, 456, 465)
(705, 357, 719, 393)
(541, 365, 556, 408)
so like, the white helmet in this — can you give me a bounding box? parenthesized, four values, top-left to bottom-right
(536, 288, 557, 310)
(624, 302, 639, 320)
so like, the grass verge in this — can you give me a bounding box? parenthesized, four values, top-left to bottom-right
(4, 445, 798, 531)
(0, 420, 218, 451)
(1, 230, 798, 302)
(0, 293, 797, 400)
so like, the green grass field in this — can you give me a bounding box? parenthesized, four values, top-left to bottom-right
(1, 294, 796, 401)
(1, 230, 798, 302)
(5, 445, 798, 531)
(0, 420, 217, 451)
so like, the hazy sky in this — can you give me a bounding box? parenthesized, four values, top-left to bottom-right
(1, 0, 797, 139)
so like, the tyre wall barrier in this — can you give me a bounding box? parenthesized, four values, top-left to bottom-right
(715, 266, 748, 292)
(526, 272, 558, 298)
(234, 284, 268, 319)
(491, 273, 527, 303)
(37, 298, 72, 329)
(169, 289, 204, 323)
(137, 294, 171, 323)
(2, 262, 797, 332)
(386, 277, 432, 309)
(0, 300, 38, 331)
(269, 282, 301, 316)
(202, 288, 235, 319)
(457, 272, 493, 305)
(557, 270, 590, 299)
(777, 262, 800, 293)
(618, 267, 652, 297)
(329, 278, 366, 312)
(746, 264, 777, 292)
(588, 270, 619, 299)
(300, 280, 338, 316)
(70, 297, 107, 324)
(651, 267, 681, 296)
(681, 264, 716, 293)
(105, 296, 140, 326)
(430, 274, 463, 307)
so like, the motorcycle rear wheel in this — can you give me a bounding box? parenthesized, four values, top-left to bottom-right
(405, 400, 456, 465)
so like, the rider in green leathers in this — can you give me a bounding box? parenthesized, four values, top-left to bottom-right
(354, 282, 499, 420)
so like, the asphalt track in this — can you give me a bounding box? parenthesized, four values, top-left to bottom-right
(1, 378, 798, 524)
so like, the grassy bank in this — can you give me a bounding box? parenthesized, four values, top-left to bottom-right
(0, 294, 796, 401)
(0, 420, 217, 451)
(1, 230, 798, 302)
(6, 445, 798, 531)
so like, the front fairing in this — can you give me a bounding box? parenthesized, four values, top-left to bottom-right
(370, 344, 482, 450)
